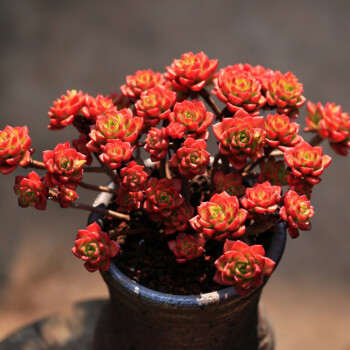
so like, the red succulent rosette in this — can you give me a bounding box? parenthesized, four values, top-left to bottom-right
(163, 204, 194, 235)
(169, 138, 210, 179)
(240, 181, 281, 214)
(280, 190, 315, 238)
(58, 186, 79, 208)
(166, 122, 186, 139)
(120, 160, 149, 192)
(265, 113, 301, 150)
(190, 192, 248, 241)
(120, 70, 165, 99)
(87, 108, 143, 152)
(43, 142, 86, 189)
(14, 171, 48, 210)
(116, 187, 144, 212)
(258, 157, 288, 186)
(81, 94, 115, 122)
(213, 109, 266, 169)
(263, 71, 306, 117)
(214, 240, 275, 296)
(72, 134, 92, 166)
(0, 125, 32, 175)
(144, 127, 169, 162)
(72, 222, 120, 272)
(165, 51, 218, 91)
(48, 90, 86, 130)
(214, 66, 266, 116)
(318, 104, 350, 156)
(284, 141, 332, 185)
(169, 100, 214, 139)
(135, 86, 176, 126)
(168, 233, 206, 264)
(144, 178, 184, 220)
(213, 172, 246, 197)
(99, 140, 134, 169)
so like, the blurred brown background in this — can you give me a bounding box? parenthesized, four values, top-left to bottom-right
(0, 1, 349, 349)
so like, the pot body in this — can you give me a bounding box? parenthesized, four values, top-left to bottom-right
(89, 187, 286, 350)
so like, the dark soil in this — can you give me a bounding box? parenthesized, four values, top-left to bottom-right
(102, 175, 273, 295)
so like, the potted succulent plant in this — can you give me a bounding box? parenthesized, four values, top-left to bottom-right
(1, 51, 349, 349)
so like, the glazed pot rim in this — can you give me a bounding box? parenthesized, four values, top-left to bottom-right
(88, 183, 286, 308)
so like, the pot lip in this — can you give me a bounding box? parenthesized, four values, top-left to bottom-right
(88, 183, 286, 307)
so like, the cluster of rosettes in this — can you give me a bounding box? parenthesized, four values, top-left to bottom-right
(6, 51, 349, 297)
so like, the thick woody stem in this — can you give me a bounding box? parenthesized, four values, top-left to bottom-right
(199, 88, 221, 119)
(309, 134, 323, 147)
(68, 202, 130, 221)
(27, 159, 46, 170)
(180, 175, 191, 205)
(49, 192, 130, 220)
(78, 181, 117, 194)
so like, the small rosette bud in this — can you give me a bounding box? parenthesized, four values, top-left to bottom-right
(166, 122, 186, 139)
(72, 222, 120, 272)
(170, 138, 210, 179)
(214, 240, 275, 296)
(263, 71, 306, 117)
(14, 171, 48, 210)
(43, 142, 86, 189)
(81, 94, 115, 122)
(163, 204, 194, 235)
(144, 178, 184, 220)
(121, 70, 165, 99)
(99, 140, 134, 169)
(169, 100, 214, 140)
(280, 190, 315, 238)
(213, 172, 246, 197)
(240, 181, 281, 214)
(48, 90, 86, 130)
(116, 187, 144, 212)
(87, 108, 143, 152)
(165, 51, 218, 91)
(144, 127, 169, 162)
(58, 186, 78, 208)
(258, 157, 288, 186)
(265, 113, 301, 150)
(0, 125, 32, 174)
(214, 66, 266, 116)
(120, 161, 149, 192)
(72, 134, 92, 166)
(168, 233, 205, 264)
(135, 86, 176, 126)
(284, 141, 332, 185)
(190, 192, 248, 241)
(213, 109, 265, 169)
